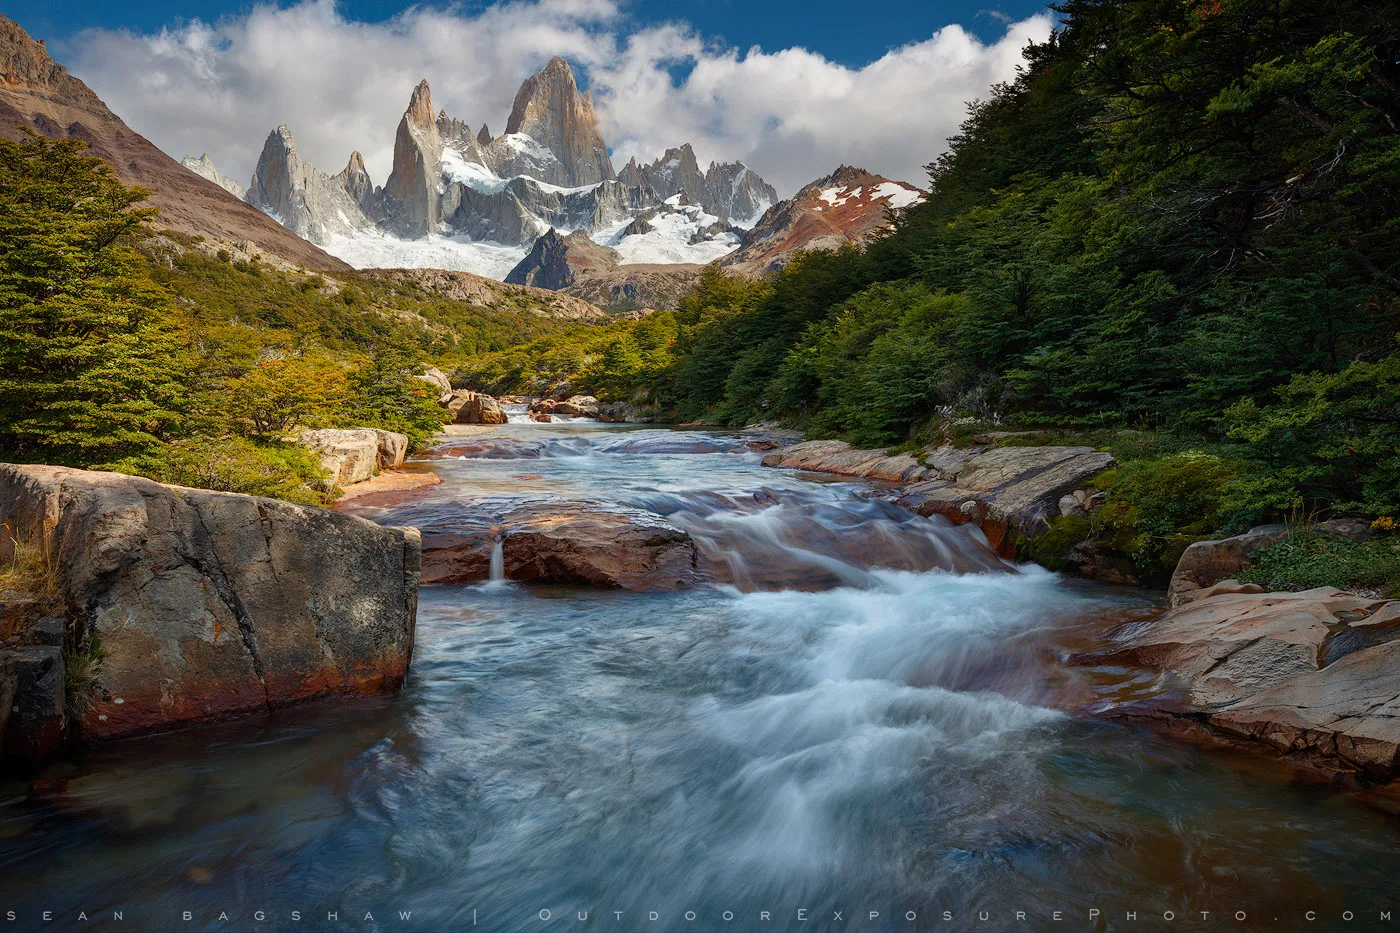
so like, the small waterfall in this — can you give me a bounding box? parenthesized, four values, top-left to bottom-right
(489, 534, 505, 583)
(503, 403, 533, 424)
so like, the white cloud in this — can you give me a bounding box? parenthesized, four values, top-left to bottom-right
(62, 0, 1053, 197)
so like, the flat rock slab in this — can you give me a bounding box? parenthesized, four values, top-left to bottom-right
(762, 439, 1113, 551)
(0, 465, 420, 742)
(1101, 585, 1400, 779)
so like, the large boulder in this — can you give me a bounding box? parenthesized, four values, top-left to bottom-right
(443, 390, 509, 425)
(0, 465, 420, 742)
(370, 500, 697, 592)
(596, 401, 649, 424)
(1096, 586, 1400, 779)
(415, 366, 452, 395)
(298, 428, 408, 486)
(552, 394, 599, 418)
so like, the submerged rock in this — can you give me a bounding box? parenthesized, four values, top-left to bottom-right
(0, 465, 420, 742)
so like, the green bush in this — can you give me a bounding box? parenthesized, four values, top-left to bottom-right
(1238, 533, 1400, 596)
(112, 436, 332, 505)
(1025, 513, 1093, 571)
(1090, 452, 1239, 581)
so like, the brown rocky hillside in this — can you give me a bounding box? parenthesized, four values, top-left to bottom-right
(0, 15, 347, 272)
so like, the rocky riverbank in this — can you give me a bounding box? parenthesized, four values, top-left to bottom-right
(761, 438, 1112, 555)
(1089, 582, 1400, 794)
(0, 465, 420, 768)
(757, 434, 1400, 796)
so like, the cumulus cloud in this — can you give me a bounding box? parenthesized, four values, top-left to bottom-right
(61, 0, 1053, 196)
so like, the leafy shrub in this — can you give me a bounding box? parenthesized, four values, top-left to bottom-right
(1226, 355, 1400, 517)
(1025, 514, 1092, 571)
(1092, 452, 1239, 580)
(1238, 533, 1400, 597)
(112, 436, 332, 505)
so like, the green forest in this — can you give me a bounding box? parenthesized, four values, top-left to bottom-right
(460, 0, 1400, 579)
(2, 0, 1397, 582)
(0, 133, 585, 502)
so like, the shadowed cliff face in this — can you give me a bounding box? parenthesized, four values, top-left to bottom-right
(0, 14, 349, 271)
(503, 56, 615, 188)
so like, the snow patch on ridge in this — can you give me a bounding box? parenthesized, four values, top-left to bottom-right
(872, 182, 923, 210)
(607, 198, 741, 265)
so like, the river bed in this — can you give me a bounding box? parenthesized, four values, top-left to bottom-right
(0, 423, 1396, 931)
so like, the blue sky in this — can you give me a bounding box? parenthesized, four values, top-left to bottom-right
(25, 0, 1056, 195)
(14, 0, 1050, 69)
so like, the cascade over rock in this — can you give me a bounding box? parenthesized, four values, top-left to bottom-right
(503, 56, 614, 187)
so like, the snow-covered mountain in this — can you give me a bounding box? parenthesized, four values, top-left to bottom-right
(187, 57, 779, 280)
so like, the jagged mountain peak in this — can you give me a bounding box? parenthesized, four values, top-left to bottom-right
(0, 15, 109, 115)
(0, 13, 345, 270)
(504, 56, 614, 187)
(477, 124, 492, 145)
(721, 165, 925, 276)
(180, 152, 247, 200)
(405, 79, 435, 129)
(344, 150, 366, 175)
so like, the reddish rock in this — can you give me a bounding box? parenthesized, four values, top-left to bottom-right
(552, 394, 599, 417)
(720, 166, 925, 276)
(443, 390, 509, 425)
(381, 501, 697, 592)
(1168, 520, 1373, 606)
(763, 439, 1113, 553)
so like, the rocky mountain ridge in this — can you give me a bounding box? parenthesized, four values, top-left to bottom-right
(193, 56, 782, 278)
(721, 165, 926, 276)
(503, 227, 703, 309)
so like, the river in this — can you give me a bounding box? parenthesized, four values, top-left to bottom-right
(1, 422, 1397, 931)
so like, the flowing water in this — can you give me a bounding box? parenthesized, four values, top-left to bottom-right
(1, 423, 1398, 931)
